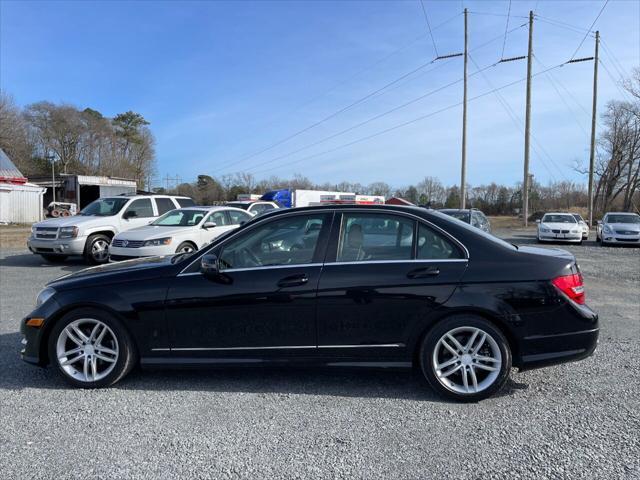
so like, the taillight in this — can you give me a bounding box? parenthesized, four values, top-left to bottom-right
(552, 273, 585, 305)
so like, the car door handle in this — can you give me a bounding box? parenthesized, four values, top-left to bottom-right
(407, 266, 440, 279)
(277, 274, 309, 288)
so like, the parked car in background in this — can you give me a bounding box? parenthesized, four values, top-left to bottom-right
(22, 205, 598, 402)
(536, 213, 582, 244)
(439, 208, 491, 233)
(225, 200, 280, 216)
(109, 206, 252, 261)
(596, 212, 640, 246)
(28, 194, 195, 264)
(571, 213, 589, 240)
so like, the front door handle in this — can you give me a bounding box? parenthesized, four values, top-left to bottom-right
(407, 266, 440, 279)
(277, 274, 309, 288)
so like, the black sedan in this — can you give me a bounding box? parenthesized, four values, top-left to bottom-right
(21, 205, 598, 401)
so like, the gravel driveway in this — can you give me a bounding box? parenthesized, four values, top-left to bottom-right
(0, 231, 638, 479)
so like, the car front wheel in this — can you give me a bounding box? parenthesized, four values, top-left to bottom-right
(48, 308, 137, 388)
(420, 315, 512, 402)
(84, 234, 111, 264)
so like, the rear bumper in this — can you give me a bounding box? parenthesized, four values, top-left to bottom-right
(27, 236, 86, 256)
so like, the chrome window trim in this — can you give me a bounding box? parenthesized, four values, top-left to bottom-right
(152, 343, 403, 352)
(326, 259, 468, 267)
(179, 206, 470, 275)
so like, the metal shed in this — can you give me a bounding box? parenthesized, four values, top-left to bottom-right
(0, 149, 45, 224)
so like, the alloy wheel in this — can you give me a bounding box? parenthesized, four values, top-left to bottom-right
(56, 318, 119, 383)
(432, 326, 502, 394)
(91, 239, 110, 262)
(178, 244, 194, 253)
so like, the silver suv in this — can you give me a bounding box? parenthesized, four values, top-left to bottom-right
(28, 194, 194, 264)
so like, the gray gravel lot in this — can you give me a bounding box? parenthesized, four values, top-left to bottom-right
(1, 230, 639, 479)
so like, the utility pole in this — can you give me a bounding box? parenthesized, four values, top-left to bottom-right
(46, 154, 56, 203)
(588, 31, 599, 228)
(522, 10, 534, 227)
(460, 8, 468, 209)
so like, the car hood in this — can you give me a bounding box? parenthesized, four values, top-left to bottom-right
(114, 225, 195, 240)
(539, 222, 579, 230)
(32, 215, 116, 229)
(48, 255, 177, 289)
(603, 222, 640, 232)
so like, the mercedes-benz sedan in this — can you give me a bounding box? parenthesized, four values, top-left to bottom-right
(21, 205, 598, 402)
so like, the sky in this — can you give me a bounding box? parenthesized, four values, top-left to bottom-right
(1, 0, 639, 190)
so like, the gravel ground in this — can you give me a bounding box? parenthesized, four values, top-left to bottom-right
(0, 230, 639, 479)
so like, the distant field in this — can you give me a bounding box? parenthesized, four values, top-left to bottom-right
(0, 226, 30, 249)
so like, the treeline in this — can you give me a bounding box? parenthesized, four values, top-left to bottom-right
(156, 172, 590, 216)
(0, 93, 156, 186)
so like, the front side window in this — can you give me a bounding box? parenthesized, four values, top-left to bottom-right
(152, 209, 208, 226)
(337, 213, 414, 262)
(227, 210, 252, 225)
(156, 197, 177, 215)
(206, 211, 228, 226)
(219, 214, 326, 270)
(123, 198, 154, 218)
(417, 224, 463, 259)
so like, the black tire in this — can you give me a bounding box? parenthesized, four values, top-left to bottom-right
(175, 241, 197, 254)
(419, 314, 512, 402)
(40, 254, 68, 263)
(48, 308, 137, 388)
(84, 233, 111, 265)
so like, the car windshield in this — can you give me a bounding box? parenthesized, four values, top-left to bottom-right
(441, 210, 470, 223)
(606, 214, 640, 224)
(542, 214, 576, 224)
(79, 198, 129, 216)
(572, 214, 584, 222)
(152, 209, 208, 226)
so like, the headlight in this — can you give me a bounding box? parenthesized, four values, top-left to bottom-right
(31, 225, 37, 234)
(540, 228, 550, 233)
(143, 237, 172, 247)
(59, 226, 79, 239)
(36, 287, 55, 307)
(603, 225, 612, 233)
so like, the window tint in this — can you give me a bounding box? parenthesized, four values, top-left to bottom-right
(124, 198, 154, 218)
(153, 209, 208, 226)
(206, 211, 228, 226)
(250, 203, 275, 215)
(417, 223, 463, 259)
(176, 198, 195, 207)
(219, 214, 326, 270)
(228, 209, 252, 225)
(337, 213, 414, 262)
(155, 197, 176, 215)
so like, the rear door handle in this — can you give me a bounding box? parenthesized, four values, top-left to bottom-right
(277, 274, 309, 288)
(407, 266, 440, 279)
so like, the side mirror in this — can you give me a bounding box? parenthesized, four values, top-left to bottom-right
(200, 254, 219, 276)
(202, 221, 217, 229)
(535, 219, 541, 224)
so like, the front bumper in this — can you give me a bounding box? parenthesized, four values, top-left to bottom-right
(20, 297, 61, 366)
(538, 232, 582, 243)
(601, 233, 640, 245)
(109, 245, 174, 261)
(27, 236, 86, 256)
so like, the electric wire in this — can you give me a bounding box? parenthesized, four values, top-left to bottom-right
(569, 0, 609, 60)
(419, 0, 439, 57)
(500, 0, 512, 59)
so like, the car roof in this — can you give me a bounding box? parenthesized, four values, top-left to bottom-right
(543, 212, 575, 216)
(178, 206, 246, 212)
(605, 212, 638, 215)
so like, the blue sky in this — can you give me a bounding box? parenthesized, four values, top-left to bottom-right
(1, 0, 638, 189)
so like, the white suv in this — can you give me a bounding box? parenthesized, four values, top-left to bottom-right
(28, 194, 194, 264)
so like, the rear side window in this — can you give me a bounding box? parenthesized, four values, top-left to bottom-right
(227, 210, 252, 225)
(417, 223, 463, 260)
(155, 197, 176, 215)
(337, 213, 414, 262)
(176, 197, 195, 207)
(124, 198, 154, 218)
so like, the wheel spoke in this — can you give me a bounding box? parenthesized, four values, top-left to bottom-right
(469, 366, 479, 392)
(465, 329, 479, 352)
(59, 346, 83, 359)
(475, 355, 499, 363)
(94, 352, 116, 363)
(71, 325, 89, 343)
(461, 367, 469, 392)
(440, 338, 459, 356)
(60, 353, 83, 366)
(90, 356, 98, 379)
(436, 356, 459, 371)
(95, 345, 117, 356)
(471, 333, 487, 354)
(440, 364, 462, 378)
(89, 323, 102, 342)
(65, 327, 84, 346)
(83, 356, 90, 380)
(445, 333, 465, 353)
(474, 363, 498, 372)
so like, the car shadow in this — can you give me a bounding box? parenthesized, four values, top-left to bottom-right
(0, 332, 528, 403)
(0, 250, 87, 271)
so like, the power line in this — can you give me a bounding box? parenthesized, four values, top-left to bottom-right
(250, 62, 567, 177)
(419, 0, 439, 57)
(500, 0, 512, 60)
(569, 0, 609, 60)
(599, 38, 631, 80)
(535, 15, 593, 34)
(599, 58, 633, 101)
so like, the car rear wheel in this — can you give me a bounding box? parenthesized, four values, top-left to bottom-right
(175, 241, 197, 254)
(48, 308, 137, 388)
(84, 233, 111, 265)
(420, 315, 512, 402)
